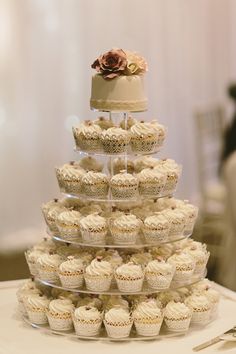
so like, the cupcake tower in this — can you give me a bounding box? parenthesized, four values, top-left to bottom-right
(20, 48, 219, 340)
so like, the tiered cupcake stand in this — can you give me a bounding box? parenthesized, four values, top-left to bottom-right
(22, 110, 210, 341)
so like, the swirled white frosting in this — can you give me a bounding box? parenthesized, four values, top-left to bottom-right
(18, 287, 42, 302)
(49, 299, 74, 313)
(110, 172, 138, 186)
(144, 213, 169, 228)
(33, 238, 57, 253)
(85, 258, 113, 276)
(155, 159, 180, 172)
(80, 204, 103, 216)
(101, 127, 130, 139)
(130, 252, 153, 266)
(151, 245, 173, 260)
(77, 251, 94, 265)
(183, 247, 209, 263)
(80, 214, 107, 230)
(57, 210, 81, 226)
(202, 289, 220, 304)
(59, 257, 84, 273)
(47, 206, 67, 220)
(78, 156, 103, 172)
(137, 168, 166, 182)
(167, 253, 195, 267)
(79, 122, 102, 136)
(115, 263, 143, 278)
(42, 199, 61, 213)
(157, 291, 182, 307)
(59, 164, 85, 180)
(146, 260, 175, 274)
(77, 297, 103, 310)
(113, 214, 141, 230)
(190, 279, 212, 292)
(82, 171, 108, 184)
(162, 209, 186, 224)
(94, 116, 115, 130)
(185, 294, 211, 310)
(56, 245, 80, 258)
(27, 250, 44, 263)
(165, 301, 192, 318)
(133, 299, 162, 319)
(37, 254, 63, 268)
(74, 305, 102, 321)
(131, 122, 157, 137)
(104, 307, 131, 323)
(105, 296, 129, 311)
(26, 294, 50, 309)
(134, 156, 159, 173)
(179, 202, 198, 219)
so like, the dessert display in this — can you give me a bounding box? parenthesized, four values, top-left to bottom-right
(18, 48, 219, 341)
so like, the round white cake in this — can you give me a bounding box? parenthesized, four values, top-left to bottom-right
(90, 74, 147, 112)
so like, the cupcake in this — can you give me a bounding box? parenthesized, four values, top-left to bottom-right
(47, 298, 75, 331)
(115, 263, 144, 293)
(134, 156, 159, 173)
(101, 127, 131, 154)
(178, 201, 199, 234)
(133, 299, 163, 336)
(201, 287, 220, 318)
(77, 296, 103, 310)
(82, 171, 109, 199)
(72, 121, 102, 151)
(58, 256, 84, 289)
(80, 213, 107, 244)
(130, 121, 166, 153)
(42, 203, 67, 234)
(156, 290, 182, 308)
(77, 156, 103, 172)
(183, 245, 209, 276)
(151, 244, 174, 260)
(55, 163, 85, 194)
(154, 159, 181, 195)
(16, 280, 42, 315)
(137, 168, 166, 197)
(32, 237, 57, 253)
(108, 157, 134, 175)
(143, 213, 170, 244)
(72, 305, 103, 337)
(56, 210, 81, 240)
(37, 253, 63, 283)
(162, 208, 186, 239)
(145, 259, 175, 290)
(120, 115, 137, 130)
(185, 294, 211, 324)
(80, 203, 103, 216)
(94, 116, 115, 130)
(104, 307, 133, 338)
(110, 171, 138, 200)
(25, 249, 44, 276)
(105, 296, 130, 312)
(167, 252, 195, 282)
(164, 301, 192, 332)
(84, 257, 113, 292)
(129, 252, 153, 268)
(25, 293, 50, 325)
(110, 214, 142, 245)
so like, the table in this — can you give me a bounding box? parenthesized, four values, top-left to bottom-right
(1, 280, 236, 354)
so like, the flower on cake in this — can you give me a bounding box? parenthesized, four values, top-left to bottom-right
(91, 48, 148, 79)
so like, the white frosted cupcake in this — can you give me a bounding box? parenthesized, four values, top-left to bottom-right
(47, 298, 75, 331)
(143, 213, 170, 244)
(185, 294, 211, 324)
(73, 121, 102, 151)
(80, 213, 107, 244)
(178, 201, 199, 234)
(154, 159, 181, 195)
(134, 156, 159, 173)
(145, 259, 175, 290)
(82, 171, 109, 198)
(58, 256, 84, 289)
(25, 294, 50, 324)
(183, 246, 209, 276)
(42, 204, 67, 234)
(77, 296, 103, 310)
(167, 252, 195, 282)
(133, 299, 163, 336)
(55, 163, 86, 194)
(94, 116, 115, 130)
(72, 305, 103, 336)
(25, 249, 44, 276)
(101, 127, 131, 154)
(80, 203, 103, 216)
(201, 288, 220, 318)
(105, 296, 130, 312)
(156, 290, 182, 308)
(162, 208, 186, 238)
(110, 214, 142, 245)
(115, 263, 144, 293)
(16, 280, 42, 315)
(56, 210, 81, 240)
(130, 121, 166, 153)
(104, 307, 133, 338)
(129, 252, 153, 268)
(37, 253, 63, 283)
(110, 171, 138, 200)
(108, 157, 134, 175)
(33, 237, 57, 253)
(164, 301, 192, 332)
(137, 168, 166, 197)
(77, 156, 103, 172)
(84, 258, 113, 292)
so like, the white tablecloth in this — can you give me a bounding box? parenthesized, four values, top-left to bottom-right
(1, 280, 236, 354)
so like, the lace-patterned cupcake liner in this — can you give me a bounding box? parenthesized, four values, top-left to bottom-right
(26, 307, 48, 325)
(58, 272, 84, 289)
(84, 274, 113, 292)
(145, 272, 174, 290)
(164, 315, 192, 332)
(101, 138, 130, 154)
(130, 136, 163, 153)
(80, 229, 107, 245)
(172, 267, 195, 282)
(82, 183, 109, 198)
(110, 227, 139, 245)
(110, 186, 138, 200)
(142, 227, 169, 244)
(73, 128, 102, 152)
(138, 183, 165, 197)
(104, 319, 133, 338)
(56, 224, 80, 240)
(72, 316, 103, 336)
(134, 317, 163, 336)
(25, 255, 39, 277)
(115, 275, 144, 292)
(190, 308, 211, 324)
(47, 311, 73, 331)
(37, 266, 60, 283)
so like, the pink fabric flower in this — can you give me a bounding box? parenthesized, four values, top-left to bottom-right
(91, 48, 127, 79)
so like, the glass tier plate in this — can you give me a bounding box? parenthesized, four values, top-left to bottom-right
(35, 270, 207, 296)
(22, 315, 188, 341)
(74, 146, 162, 157)
(48, 230, 192, 249)
(61, 190, 173, 203)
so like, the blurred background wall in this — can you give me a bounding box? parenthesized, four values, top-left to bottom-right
(0, 0, 236, 280)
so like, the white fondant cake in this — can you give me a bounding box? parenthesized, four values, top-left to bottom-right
(90, 74, 147, 112)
